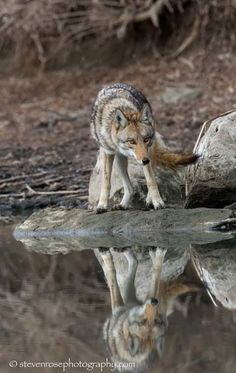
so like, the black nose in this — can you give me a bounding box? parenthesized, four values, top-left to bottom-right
(151, 298, 159, 306)
(142, 158, 150, 165)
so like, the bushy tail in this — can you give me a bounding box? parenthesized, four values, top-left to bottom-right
(153, 144, 199, 170)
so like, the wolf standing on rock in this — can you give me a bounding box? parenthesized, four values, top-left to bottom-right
(91, 83, 197, 213)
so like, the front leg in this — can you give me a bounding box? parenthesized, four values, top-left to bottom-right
(143, 162, 165, 210)
(148, 247, 167, 300)
(122, 249, 138, 303)
(96, 248, 124, 312)
(96, 149, 114, 213)
(112, 153, 133, 210)
(148, 247, 168, 331)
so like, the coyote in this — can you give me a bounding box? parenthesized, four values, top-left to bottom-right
(96, 247, 200, 371)
(91, 83, 198, 213)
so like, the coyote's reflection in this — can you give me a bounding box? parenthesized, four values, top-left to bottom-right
(96, 247, 200, 371)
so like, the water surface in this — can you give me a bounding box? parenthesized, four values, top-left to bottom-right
(0, 222, 236, 373)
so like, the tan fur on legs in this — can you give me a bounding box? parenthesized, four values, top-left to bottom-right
(99, 249, 124, 311)
(123, 249, 138, 303)
(143, 163, 165, 209)
(115, 154, 133, 210)
(97, 150, 114, 213)
(148, 248, 167, 300)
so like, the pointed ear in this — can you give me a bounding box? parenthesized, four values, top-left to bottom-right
(115, 109, 128, 129)
(141, 104, 153, 125)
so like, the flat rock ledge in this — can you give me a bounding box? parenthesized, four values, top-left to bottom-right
(14, 207, 236, 254)
(14, 207, 235, 236)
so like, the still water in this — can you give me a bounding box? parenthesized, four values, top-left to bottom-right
(0, 219, 236, 373)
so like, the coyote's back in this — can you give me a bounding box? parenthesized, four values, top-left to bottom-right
(90, 83, 151, 153)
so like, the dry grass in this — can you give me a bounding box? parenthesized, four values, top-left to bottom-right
(0, 0, 235, 69)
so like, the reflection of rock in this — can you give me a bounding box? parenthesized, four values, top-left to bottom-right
(186, 110, 236, 208)
(89, 133, 183, 210)
(191, 239, 236, 309)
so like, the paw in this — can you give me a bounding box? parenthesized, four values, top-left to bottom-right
(96, 207, 108, 214)
(150, 246, 167, 254)
(153, 199, 165, 210)
(146, 201, 165, 210)
(149, 247, 167, 261)
(96, 247, 112, 261)
(146, 196, 165, 210)
(148, 246, 160, 251)
(112, 247, 131, 252)
(111, 204, 127, 211)
(98, 247, 110, 253)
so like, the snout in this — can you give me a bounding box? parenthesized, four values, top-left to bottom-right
(143, 299, 158, 323)
(142, 157, 150, 165)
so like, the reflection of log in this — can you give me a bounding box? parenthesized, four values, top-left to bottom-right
(14, 207, 235, 254)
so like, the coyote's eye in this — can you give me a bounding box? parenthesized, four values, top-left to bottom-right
(144, 137, 151, 143)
